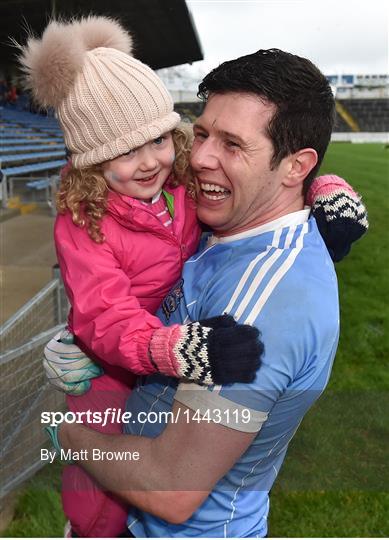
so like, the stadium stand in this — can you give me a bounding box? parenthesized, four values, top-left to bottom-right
(174, 100, 388, 135)
(174, 101, 205, 122)
(0, 108, 66, 208)
(336, 99, 389, 132)
(0, 144, 65, 153)
(1, 161, 66, 177)
(1, 138, 63, 145)
(335, 101, 358, 132)
(334, 111, 352, 132)
(1, 151, 66, 165)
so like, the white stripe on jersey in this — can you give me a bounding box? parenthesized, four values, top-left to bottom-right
(223, 222, 307, 323)
(186, 243, 216, 263)
(226, 433, 288, 529)
(283, 224, 298, 249)
(223, 225, 298, 316)
(271, 226, 282, 247)
(233, 248, 285, 320)
(127, 518, 139, 531)
(139, 384, 170, 436)
(244, 222, 308, 325)
(223, 246, 274, 315)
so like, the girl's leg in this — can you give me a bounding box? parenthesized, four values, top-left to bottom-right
(63, 372, 134, 537)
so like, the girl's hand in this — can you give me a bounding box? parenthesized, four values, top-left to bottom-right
(43, 329, 103, 395)
(149, 315, 264, 385)
(307, 174, 368, 262)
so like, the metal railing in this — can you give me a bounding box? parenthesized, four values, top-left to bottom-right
(0, 175, 59, 214)
(1, 280, 62, 353)
(0, 270, 69, 498)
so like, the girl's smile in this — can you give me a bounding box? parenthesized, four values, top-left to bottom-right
(102, 133, 175, 201)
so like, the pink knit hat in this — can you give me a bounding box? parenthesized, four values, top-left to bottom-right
(19, 16, 180, 169)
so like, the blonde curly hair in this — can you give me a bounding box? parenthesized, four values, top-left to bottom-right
(56, 122, 196, 243)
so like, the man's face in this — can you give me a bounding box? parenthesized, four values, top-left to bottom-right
(191, 92, 287, 235)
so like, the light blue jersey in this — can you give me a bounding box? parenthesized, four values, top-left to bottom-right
(125, 210, 339, 537)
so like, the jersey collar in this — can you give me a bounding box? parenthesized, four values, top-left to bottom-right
(206, 207, 311, 246)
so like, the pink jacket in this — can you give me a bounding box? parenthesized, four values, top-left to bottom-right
(55, 183, 201, 376)
(57, 183, 200, 537)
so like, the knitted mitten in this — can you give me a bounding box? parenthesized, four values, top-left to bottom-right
(149, 314, 263, 385)
(307, 175, 369, 262)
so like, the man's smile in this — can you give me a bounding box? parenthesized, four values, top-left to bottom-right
(199, 182, 231, 201)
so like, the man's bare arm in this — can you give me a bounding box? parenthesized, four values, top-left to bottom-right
(60, 400, 256, 523)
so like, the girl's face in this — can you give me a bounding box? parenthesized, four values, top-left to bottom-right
(102, 132, 175, 201)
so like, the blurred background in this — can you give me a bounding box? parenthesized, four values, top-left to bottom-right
(0, 0, 388, 536)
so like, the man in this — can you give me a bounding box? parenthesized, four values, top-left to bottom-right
(54, 49, 357, 536)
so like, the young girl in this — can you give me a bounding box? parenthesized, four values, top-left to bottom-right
(19, 15, 264, 537)
(20, 16, 367, 538)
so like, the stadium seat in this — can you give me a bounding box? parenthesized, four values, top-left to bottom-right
(1, 151, 66, 165)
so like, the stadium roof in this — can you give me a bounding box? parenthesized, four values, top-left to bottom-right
(0, 0, 203, 77)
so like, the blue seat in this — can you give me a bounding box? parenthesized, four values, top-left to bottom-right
(0, 129, 38, 135)
(1, 159, 67, 176)
(26, 179, 52, 190)
(16, 125, 61, 130)
(0, 138, 63, 145)
(0, 144, 65, 153)
(0, 133, 56, 139)
(1, 151, 66, 165)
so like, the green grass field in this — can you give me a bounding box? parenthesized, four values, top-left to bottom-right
(269, 142, 389, 537)
(2, 142, 388, 538)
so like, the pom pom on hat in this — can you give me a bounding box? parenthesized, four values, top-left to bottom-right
(19, 21, 83, 108)
(16, 15, 180, 168)
(18, 16, 133, 108)
(72, 15, 133, 54)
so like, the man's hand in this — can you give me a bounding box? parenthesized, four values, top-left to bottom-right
(43, 329, 103, 395)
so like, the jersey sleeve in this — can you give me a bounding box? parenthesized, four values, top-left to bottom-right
(55, 214, 163, 375)
(175, 242, 339, 433)
(174, 299, 294, 433)
(174, 322, 291, 434)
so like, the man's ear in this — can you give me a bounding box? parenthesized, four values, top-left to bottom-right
(283, 148, 318, 188)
